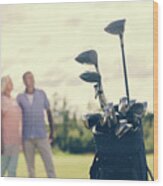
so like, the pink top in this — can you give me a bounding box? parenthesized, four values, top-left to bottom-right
(1, 95, 22, 145)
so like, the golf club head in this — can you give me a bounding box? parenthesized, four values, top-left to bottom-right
(118, 97, 129, 113)
(104, 102, 114, 114)
(80, 71, 101, 83)
(143, 102, 148, 112)
(103, 103, 114, 127)
(129, 99, 136, 107)
(104, 19, 126, 35)
(75, 50, 98, 66)
(129, 102, 147, 118)
(82, 113, 103, 129)
(115, 122, 133, 139)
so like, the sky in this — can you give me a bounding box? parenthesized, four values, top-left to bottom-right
(0, 1, 154, 115)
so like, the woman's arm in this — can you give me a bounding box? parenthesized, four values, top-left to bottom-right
(1, 111, 4, 154)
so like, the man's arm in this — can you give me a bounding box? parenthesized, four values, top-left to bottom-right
(46, 109, 55, 140)
(42, 90, 55, 142)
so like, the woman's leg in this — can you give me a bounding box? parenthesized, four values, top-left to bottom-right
(7, 155, 19, 177)
(1, 155, 10, 176)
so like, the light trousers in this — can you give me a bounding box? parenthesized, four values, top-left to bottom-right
(1, 144, 19, 177)
(23, 137, 56, 178)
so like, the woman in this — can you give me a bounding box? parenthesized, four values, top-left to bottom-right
(1, 76, 22, 177)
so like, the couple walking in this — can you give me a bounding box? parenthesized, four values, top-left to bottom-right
(1, 71, 56, 178)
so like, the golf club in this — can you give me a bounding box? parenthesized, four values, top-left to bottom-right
(75, 50, 98, 66)
(75, 50, 107, 110)
(104, 19, 130, 104)
(80, 71, 101, 83)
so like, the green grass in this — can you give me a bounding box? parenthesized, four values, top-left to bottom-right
(16, 151, 153, 179)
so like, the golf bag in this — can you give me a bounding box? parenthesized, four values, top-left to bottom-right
(75, 19, 153, 180)
(86, 111, 148, 180)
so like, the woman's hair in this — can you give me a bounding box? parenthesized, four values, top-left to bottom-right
(1, 75, 11, 94)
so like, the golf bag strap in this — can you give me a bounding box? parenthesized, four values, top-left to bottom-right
(147, 165, 154, 181)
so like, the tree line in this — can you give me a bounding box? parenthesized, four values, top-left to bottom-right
(50, 93, 154, 154)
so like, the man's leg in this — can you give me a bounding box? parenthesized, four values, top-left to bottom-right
(23, 140, 35, 178)
(36, 138, 56, 178)
(7, 155, 19, 177)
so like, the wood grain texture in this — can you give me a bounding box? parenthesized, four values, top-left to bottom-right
(154, 1, 158, 181)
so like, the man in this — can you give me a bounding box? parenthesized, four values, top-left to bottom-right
(17, 71, 56, 178)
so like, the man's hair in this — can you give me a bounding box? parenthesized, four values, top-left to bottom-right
(23, 71, 33, 81)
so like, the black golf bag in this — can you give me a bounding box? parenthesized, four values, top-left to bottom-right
(87, 111, 148, 180)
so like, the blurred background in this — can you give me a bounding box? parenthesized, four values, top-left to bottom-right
(1, 1, 154, 178)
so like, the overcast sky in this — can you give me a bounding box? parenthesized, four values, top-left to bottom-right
(0, 1, 154, 114)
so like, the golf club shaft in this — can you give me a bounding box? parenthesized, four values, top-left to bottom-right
(119, 34, 130, 103)
(94, 64, 107, 110)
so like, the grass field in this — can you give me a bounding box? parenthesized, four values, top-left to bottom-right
(16, 151, 154, 179)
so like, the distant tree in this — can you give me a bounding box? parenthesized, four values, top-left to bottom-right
(142, 112, 154, 153)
